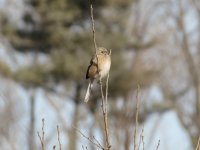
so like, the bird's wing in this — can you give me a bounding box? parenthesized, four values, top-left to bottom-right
(86, 62, 98, 79)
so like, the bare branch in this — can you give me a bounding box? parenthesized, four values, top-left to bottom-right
(134, 85, 140, 150)
(74, 126, 105, 150)
(93, 136, 103, 148)
(90, 4, 111, 150)
(37, 118, 45, 150)
(90, 4, 98, 53)
(100, 73, 111, 149)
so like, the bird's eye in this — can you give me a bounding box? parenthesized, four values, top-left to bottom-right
(101, 51, 104, 53)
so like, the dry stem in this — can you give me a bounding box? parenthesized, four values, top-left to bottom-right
(37, 118, 45, 150)
(137, 125, 144, 150)
(90, 4, 111, 150)
(196, 136, 200, 150)
(134, 86, 140, 150)
(74, 126, 105, 149)
(93, 136, 103, 148)
(100, 73, 111, 149)
(90, 5, 98, 53)
(57, 125, 62, 150)
(142, 128, 145, 150)
(90, 4, 99, 73)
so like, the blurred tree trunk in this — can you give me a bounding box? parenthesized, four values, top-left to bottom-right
(178, 0, 200, 117)
(172, 1, 200, 147)
(28, 90, 36, 150)
(28, 48, 38, 150)
(68, 83, 81, 150)
(124, 129, 131, 150)
(193, 0, 200, 122)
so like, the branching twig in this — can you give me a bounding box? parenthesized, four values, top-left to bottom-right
(74, 126, 105, 150)
(57, 125, 62, 150)
(93, 136, 103, 148)
(90, 4, 111, 150)
(137, 125, 144, 150)
(37, 118, 45, 150)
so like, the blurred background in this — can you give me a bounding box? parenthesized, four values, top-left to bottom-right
(0, 0, 200, 149)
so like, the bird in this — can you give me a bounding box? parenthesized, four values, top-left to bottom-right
(84, 47, 111, 102)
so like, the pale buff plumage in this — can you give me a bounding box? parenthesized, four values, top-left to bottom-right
(84, 47, 111, 102)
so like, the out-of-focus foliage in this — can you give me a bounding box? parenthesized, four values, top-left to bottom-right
(1, 0, 105, 52)
(0, 60, 12, 77)
(14, 63, 50, 87)
(50, 49, 89, 81)
(0, 0, 146, 95)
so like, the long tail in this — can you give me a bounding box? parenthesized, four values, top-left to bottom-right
(84, 81, 93, 103)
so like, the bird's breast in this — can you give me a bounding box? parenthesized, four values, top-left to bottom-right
(98, 56, 111, 78)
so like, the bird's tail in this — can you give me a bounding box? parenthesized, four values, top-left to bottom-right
(84, 81, 93, 103)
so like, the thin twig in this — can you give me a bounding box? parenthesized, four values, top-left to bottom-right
(100, 74, 111, 149)
(37, 118, 45, 150)
(100, 79, 105, 111)
(105, 73, 110, 113)
(90, 4, 111, 150)
(137, 125, 144, 150)
(105, 73, 111, 148)
(196, 136, 200, 150)
(74, 126, 105, 150)
(156, 140, 160, 150)
(90, 4, 98, 53)
(134, 85, 140, 150)
(42, 119, 45, 144)
(37, 133, 43, 150)
(100, 52, 111, 149)
(90, 4, 99, 74)
(142, 128, 145, 150)
(93, 136, 103, 148)
(57, 125, 62, 150)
